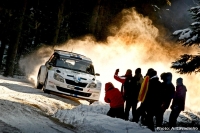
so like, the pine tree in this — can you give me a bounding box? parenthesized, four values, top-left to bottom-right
(171, 3, 200, 74)
(4, 0, 27, 77)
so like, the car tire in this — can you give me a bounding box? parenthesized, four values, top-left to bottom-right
(36, 70, 43, 89)
(43, 74, 50, 94)
(36, 81, 43, 89)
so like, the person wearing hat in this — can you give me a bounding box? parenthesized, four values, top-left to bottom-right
(169, 77, 187, 127)
(114, 68, 132, 100)
(114, 68, 139, 121)
(104, 82, 125, 119)
(156, 72, 175, 127)
(142, 70, 162, 131)
(134, 68, 154, 124)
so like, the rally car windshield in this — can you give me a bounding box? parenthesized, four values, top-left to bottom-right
(55, 57, 95, 75)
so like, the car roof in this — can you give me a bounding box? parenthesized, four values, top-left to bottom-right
(54, 50, 92, 62)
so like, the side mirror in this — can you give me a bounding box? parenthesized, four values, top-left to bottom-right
(95, 73, 100, 76)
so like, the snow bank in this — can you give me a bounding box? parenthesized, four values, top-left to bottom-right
(54, 101, 153, 133)
(54, 101, 200, 133)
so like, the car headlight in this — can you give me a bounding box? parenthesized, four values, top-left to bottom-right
(87, 82, 96, 88)
(54, 73, 64, 83)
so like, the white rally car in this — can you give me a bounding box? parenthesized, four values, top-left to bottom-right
(36, 50, 102, 102)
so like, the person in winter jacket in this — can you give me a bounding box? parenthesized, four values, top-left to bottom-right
(143, 70, 162, 131)
(156, 72, 175, 127)
(134, 68, 154, 124)
(114, 69, 132, 96)
(114, 68, 138, 121)
(169, 78, 187, 127)
(104, 82, 125, 119)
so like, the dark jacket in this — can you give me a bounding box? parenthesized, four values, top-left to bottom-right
(143, 76, 162, 110)
(161, 73, 175, 109)
(114, 70, 132, 97)
(161, 83, 175, 109)
(104, 82, 124, 108)
(123, 76, 139, 101)
(171, 85, 187, 111)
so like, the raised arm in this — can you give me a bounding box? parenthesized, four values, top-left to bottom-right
(114, 69, 126, 84)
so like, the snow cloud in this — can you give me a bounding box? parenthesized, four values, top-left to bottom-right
(19, 8, 200, 112)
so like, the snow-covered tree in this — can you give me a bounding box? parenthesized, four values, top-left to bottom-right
(171, 4, 200, 74)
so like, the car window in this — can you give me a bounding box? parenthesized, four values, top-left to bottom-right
(49, 55, 57, 66)
(65, 59, 75, 66)
(55, 57, 95, 75)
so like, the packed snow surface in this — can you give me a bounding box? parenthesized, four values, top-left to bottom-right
(0, 76, 199, 133)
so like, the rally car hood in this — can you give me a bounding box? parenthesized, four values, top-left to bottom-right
(53, 67, 96, 83)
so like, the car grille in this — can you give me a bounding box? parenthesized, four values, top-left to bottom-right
(65, 79, 87, 87)
(56, 86, 91, 97)
(74, 87, 83, 91)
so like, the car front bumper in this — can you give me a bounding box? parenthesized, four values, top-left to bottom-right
(44, 75, 101, 101)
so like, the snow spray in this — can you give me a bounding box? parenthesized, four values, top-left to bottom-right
(19, 8, 200, 112)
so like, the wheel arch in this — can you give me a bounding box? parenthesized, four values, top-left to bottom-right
(38, 65, 47, 85)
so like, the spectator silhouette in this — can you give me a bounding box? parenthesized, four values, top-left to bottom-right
(169, 78, 187, 127)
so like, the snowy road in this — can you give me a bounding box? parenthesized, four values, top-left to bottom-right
(0, 75, 80, 133)
(1, 76, 199, 133)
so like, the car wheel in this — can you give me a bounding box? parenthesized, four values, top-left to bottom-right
(36, 81, 43, 89)
(43, 74, 50, 94)
(36, 75, 43, 89)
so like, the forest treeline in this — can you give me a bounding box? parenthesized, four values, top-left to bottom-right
(0, 0, 193, 76)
